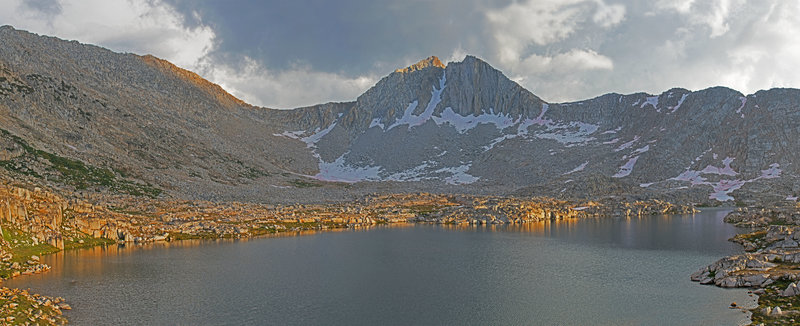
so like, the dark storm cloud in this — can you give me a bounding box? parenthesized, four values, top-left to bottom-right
(21, 0, 62, 16)
(2, 0, 799, 108)
(162, 0, 505, 76)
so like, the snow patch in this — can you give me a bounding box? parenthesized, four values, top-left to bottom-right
(736, 96, 747, 114)
(761, 163, 781, 179)
(709, 180, 746, 201)
(641, 96, 659, 110)
(301, 123, 337, 147)
(671, 93, 689, 113)
(436, 164, 480, 185)
(536, 103, 551, 123)
(673, 170, 707, 185)
(386, 162, 431, 182)
(633, 145, 650, 155)
(483, 134, 517, 151)
(601, 126, 622, 135)
(563, 161, 589, 175)
(273, 130, 305, 140)
(670, 160, 783, 202)
(693, 149, 712, 163)
(381, 161, 481, 185)
(534, 121, 599, 145)
(369, 118, 385, 129)
(613, 156, 639, 178)
(314, 154, 382, 183)
(387, 72, 446, 130)
(614, 136, 640, 152)
(433, 107, 517, 134)
(700, 157, 737, 176)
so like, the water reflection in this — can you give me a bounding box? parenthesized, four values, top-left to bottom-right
(7, 209, 752, 326)
(433, 208, 743, 255)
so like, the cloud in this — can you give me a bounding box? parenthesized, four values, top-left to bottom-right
(486, 0, 625, 64)
(0, 0, 376, 108)
(1, 0, 800, 108)
(517, 49, 614, 74)
(484, 0, 625, 101)
(20, 0, 62, 17)
(629, 0, 800, 97)
(1, 0, 215, 70)
(593, 0, 626, 27)
(657, 0, 746, 38)
(718, 1, 800, 92)
(196, 56, 377, 109)
(447, 46, 468, 65)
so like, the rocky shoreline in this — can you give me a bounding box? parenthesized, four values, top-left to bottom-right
(0, 181, 698, 324)
(692, 205, 800, 325)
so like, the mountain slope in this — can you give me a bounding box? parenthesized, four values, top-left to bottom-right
(0, 25, 324, 202)
(275, 56, 800, 205)
(1, 26, 798, 205)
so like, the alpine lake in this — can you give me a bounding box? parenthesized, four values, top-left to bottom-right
(6, 208, 755, 325)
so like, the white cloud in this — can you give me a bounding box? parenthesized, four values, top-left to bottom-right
(483, 0, 800, 102)
(0, 0, 376, 108)
(484, 0, 624, 101)
(657, 0, 746, 38)
(487, 0, 582, 64)
(2, 0, 799, 108)
(592, 0, 626, 27)
(447, 46, 468, 64)
(517, 49, 614, 74)
(719, 1, 800, 92)
(636, 0, 800, 97)
(486, 0, 626, 65)
(196, 56, 377, 109)
(1, 0, 215, 70)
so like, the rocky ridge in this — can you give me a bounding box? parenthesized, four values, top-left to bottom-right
(1, 26, 798, 205)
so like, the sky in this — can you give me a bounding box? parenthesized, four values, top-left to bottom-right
(1, 0, 799, 109)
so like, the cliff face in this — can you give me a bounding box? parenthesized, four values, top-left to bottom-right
(0, 183, 110, 249)
(0, 185, 65, 246)
(0, 25, 799, 205)
(277, 56, 799, 205)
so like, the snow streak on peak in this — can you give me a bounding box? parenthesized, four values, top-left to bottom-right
(387, 72, 447, 131)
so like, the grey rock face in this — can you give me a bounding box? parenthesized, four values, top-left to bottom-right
(1, 25, 799, 204)
(781, 282, 800, 297)
(281, 54, 800, 205)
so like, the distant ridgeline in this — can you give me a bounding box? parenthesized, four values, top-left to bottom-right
(0, 25, 799, 206)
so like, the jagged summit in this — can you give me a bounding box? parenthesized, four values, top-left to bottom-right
(395, 56, 445, 74)
(1, 26, 799, 206)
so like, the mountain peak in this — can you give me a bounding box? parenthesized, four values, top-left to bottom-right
(395, 56, 445, 74)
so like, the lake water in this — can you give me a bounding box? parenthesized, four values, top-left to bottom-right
(7, 208, 755, 325)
